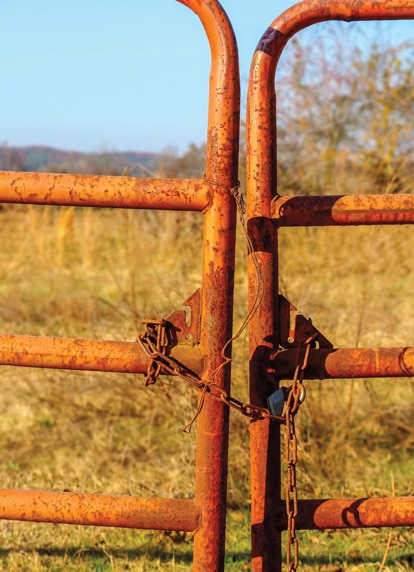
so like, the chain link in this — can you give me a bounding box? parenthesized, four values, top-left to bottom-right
(138, 320, 169, 386)
(139, 322, 315, 570)
(284, 333, 316, 571)
(138, 320, 286, 425)
(139, 180, 314, 569)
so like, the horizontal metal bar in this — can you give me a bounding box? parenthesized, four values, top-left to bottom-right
(0, 171, 210, 211)
(0, 489, 200, 531)
(274, 496, 414, 530)
(0, 334, 205, 375)
(272, 347, 414, 379)
(273, 195, 414, 227)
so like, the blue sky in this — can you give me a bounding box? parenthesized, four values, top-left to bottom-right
(1, 1, 412, 154)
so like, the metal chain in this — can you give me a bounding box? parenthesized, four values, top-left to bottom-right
(139, 179, 312, 568)
(138, 320, 169, 386)
(140, 321, 315, 570)
(138, 320, 286, 425)
(284, 334, 316, 571)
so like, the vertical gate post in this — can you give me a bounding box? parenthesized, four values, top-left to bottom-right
(178, 1, 240, 570)
(246, 21, 282, 572)
(0, 0, 239, 568)
(247, 1, 414, 570)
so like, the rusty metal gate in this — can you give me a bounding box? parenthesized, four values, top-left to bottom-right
(247, 1, 414, 571)
(0, 0, 414, 571)
(0, 1, 239, 570)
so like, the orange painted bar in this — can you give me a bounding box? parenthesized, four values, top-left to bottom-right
(274, 497, 414, 530)
(0, 490, 200, 531)
(0, 171, 210, 211)
(272, 347, 414, 379)
(178, 1, 240, 571)
(0, 334, 204, 373)
(0, 335, 147, 372)
(0, 334, 205, 375)
(273, 194, 414, 227)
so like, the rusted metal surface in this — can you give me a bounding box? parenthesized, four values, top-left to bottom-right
(247, 0, 414, 218)
(0, 490, 200, 531)
(275, 497, 414, 530)
(247, 1, 414, 570)
(0, 1, 239, 569)
(0, 171, 210, 211)
(274, 194, 414, 227)
(258, 0, 414, 68)
(279, 295, 334, 349)
(177, 1, 240, 570)
(139, 321, 287, 424)
(272, 347, 414, 380)
(0, 334, 205, 375)
(166, 289, 202, 345)
(283, 337, 315, 571)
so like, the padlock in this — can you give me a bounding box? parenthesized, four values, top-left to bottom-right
(267, 384, 306, 416)
(267, 386, 291, 417)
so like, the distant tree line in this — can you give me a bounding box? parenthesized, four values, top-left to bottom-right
(0, 145, 159, 177)
(276, 26, 414, 195)
(1, 25, 413, 196)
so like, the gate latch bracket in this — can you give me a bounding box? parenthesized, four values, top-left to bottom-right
(279, 295, 333, 349)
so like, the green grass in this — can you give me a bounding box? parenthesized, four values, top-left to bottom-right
(0, 518, 412, 570)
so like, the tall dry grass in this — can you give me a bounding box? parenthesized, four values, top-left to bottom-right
(0, 176, 413, 571)
(278, 224, 414, 499)
(0, 204, 203, 500)
(0, 194, 413, 570)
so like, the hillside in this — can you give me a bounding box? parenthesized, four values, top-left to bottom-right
(0, 145, 159, 176)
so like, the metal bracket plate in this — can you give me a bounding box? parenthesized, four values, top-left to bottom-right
(279, 295, 333, 349)
(166, 289, 202, 345)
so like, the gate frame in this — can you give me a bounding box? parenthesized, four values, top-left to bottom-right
(246, 1, 414, 571)
(0, 1, 239, 571)
(2, 0, 414, 570)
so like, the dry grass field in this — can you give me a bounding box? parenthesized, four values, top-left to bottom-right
(0, 199, 413, 570)
(0, 22, 413, 572)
